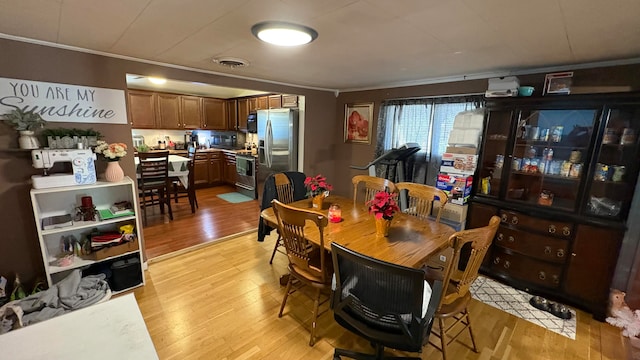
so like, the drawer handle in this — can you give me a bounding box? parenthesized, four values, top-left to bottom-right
(553, 275, 560, 284)
(548, 225, 556, 234)
(493, 257, 501, 265)
(562, 227, 571, 236)
(544, 246, 552, 255)
(501, 214, 508, 222)
(504, 261, 510, 269)
(538, 271, 546, 280)
(497, 233, 504, 241)
(557, 249, 565, 258)
(508, 235, 515, 243)
(511, 216, 519, 225)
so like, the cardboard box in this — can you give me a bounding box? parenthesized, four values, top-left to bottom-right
(440, 153, 478, 176)
(85, 237, 139, 261)
(446, 146, 478, 155)
(453, 110, 484, 129)
(432, 200, 469, 224)
(448, 129, 482, 146)
(436, 173, 473, 205)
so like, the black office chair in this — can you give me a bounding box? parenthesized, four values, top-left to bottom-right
(331, 243, 444, 360)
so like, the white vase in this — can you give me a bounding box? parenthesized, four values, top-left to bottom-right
(104, 160, 125, 182)
(18, 130, 40, 149)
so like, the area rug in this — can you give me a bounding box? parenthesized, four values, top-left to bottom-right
(471, 276, 577, 339)
(216, 192, 255, 204)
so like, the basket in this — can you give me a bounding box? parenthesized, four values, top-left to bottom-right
(85, 237, 139, 261)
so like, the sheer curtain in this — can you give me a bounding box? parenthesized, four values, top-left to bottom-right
(375, 96, 483, 186)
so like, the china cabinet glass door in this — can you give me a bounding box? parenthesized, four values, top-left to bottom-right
(505, 109, 598, 211)
(584, 106, 640, 220)
(477, 110, 513, 198)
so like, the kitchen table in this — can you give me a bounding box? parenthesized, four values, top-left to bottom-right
(261, 195, 456, 269)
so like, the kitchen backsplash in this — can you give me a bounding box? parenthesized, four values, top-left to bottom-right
(131, 129, 247, 149)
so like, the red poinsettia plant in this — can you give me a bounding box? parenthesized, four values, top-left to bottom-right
(367, 190, 400, 220)
(304, 174, 333, 197)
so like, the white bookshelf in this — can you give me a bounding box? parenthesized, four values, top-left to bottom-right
(30, 177, 145, 291)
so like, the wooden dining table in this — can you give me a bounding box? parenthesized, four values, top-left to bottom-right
(260, 195, 457, 269)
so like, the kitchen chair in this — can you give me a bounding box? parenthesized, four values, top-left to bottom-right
(425, 215, 501, 360)
(331, 242, 444, 360)
(268, 173, 295, 264)
(172, 146, 198, 213)
(137, 151, 173, 226)
(272, 199, 332, 346)
(352, 175, 397, 206)
(395, 182, 448, 223)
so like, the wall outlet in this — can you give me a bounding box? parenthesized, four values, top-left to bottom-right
(439, 254, 447, 262)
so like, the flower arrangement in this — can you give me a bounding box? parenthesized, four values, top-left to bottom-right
(94, 140, 127, 161)
(367, 190, 400, 220)
(304, 174, 333, 198)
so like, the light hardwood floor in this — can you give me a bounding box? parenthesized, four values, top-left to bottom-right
(133, 231, 629, 360)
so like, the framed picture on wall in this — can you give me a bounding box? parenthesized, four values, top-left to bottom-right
(344, 102, 374, 144)
(543, 71, 573, 95)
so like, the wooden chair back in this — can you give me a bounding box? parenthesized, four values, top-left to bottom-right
(438, 215, 500, 309)
(271, 199, 330, 283)
(274, 173, 294, 204)
(138, 151, 170, 188)
(352, 175, 397, 206)
(396, 182, 448, 222)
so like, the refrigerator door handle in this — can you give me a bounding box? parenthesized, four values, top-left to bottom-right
(266, 119, 273, 168)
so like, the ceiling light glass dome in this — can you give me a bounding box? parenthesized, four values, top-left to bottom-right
(251, 21, 318, 46)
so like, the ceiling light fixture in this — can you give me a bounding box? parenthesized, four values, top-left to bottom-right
(148, 77, 167, 85)
(251, 21, 318, 46)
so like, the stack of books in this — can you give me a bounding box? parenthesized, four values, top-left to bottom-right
(98, 201, 134, 220)
(42, 214, 73, 230)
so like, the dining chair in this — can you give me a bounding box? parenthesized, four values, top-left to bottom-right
(172, 146, 198, 213)
(137, 151, 173, 226)
(352, 175, 397, 206)
(331, 242, 444, 359)
(268, 173, 295, 264)
(272, 199, 332, 346)
(425, 215, 501, 360)
(395, 182, 448, 223)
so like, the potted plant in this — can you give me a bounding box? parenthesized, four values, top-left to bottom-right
(304, 174, 333, 209)
(367, 190, 400, 237)
(0, 108, 47, 149)
(40, 127, 102, 149)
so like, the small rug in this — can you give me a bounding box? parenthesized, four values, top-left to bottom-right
(471, 276, 577, 339)
(216, 192, 255, 204)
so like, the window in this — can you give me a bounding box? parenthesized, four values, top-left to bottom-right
(375, 96, 483, 185)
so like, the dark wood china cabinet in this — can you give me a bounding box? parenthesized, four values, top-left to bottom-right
(468, 93, 640, 320)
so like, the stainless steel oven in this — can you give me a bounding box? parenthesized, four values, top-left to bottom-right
(235, 154, 257, 199)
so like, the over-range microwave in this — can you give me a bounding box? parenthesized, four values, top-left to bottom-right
(247, 112, 257, 133)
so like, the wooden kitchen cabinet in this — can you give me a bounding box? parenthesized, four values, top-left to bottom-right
(222, 151, 236, 185)
(209, 151, 223, 184)
(268, 95, 282, 109)
(256, 96, 268, 110)
(127, 90, 156, 128)
(193, 152, 211, 187)
(156, 93, 181, 129)
(237, 98, 249, 131)
(202, 98, 226, 130)
(226, 99, 238, 130)
(281, 95, 298, 108)
(180, 95, 202, 129)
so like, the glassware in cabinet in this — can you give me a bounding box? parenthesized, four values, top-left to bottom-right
(505, 109, 598, 211)
(584, 106, 640, 220)
(477, 110, 513, 198)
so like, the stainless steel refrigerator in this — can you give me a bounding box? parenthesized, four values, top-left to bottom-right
(257, 108, 298, 201)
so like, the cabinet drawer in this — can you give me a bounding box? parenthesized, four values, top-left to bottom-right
(495, 226, 569, 263)
(499, 209, 574, 238)
(490, 249, 563, 289)
(208, 151, 222, 160)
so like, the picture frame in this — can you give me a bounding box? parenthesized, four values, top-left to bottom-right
(344, 102, 374, 144)
(543, 71, 573, 95)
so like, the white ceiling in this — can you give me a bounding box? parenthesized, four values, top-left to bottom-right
(1, 0, 640, 94)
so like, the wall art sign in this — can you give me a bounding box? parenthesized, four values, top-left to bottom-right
(543, 71, 573, 95)
(344, 102, 374, 144)
(0, 77, 127, 124)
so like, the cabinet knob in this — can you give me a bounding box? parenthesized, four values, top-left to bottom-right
(508, 235, 515, 243)
(501, 214, 508, 222)
(552, 275, 560, 284)
(544, 246, 552, 255)
(503, 261, 510, 269)
(511, 216, 519, 225)
(538, 271, 546, 280)
(548, 224, 556, 234)
(572, 252, 577, 257)
(497, 233, 504, 241)
(493, 257, 501, 265)
(562, 227, 571, 236)
(557, 249, 565, 258)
